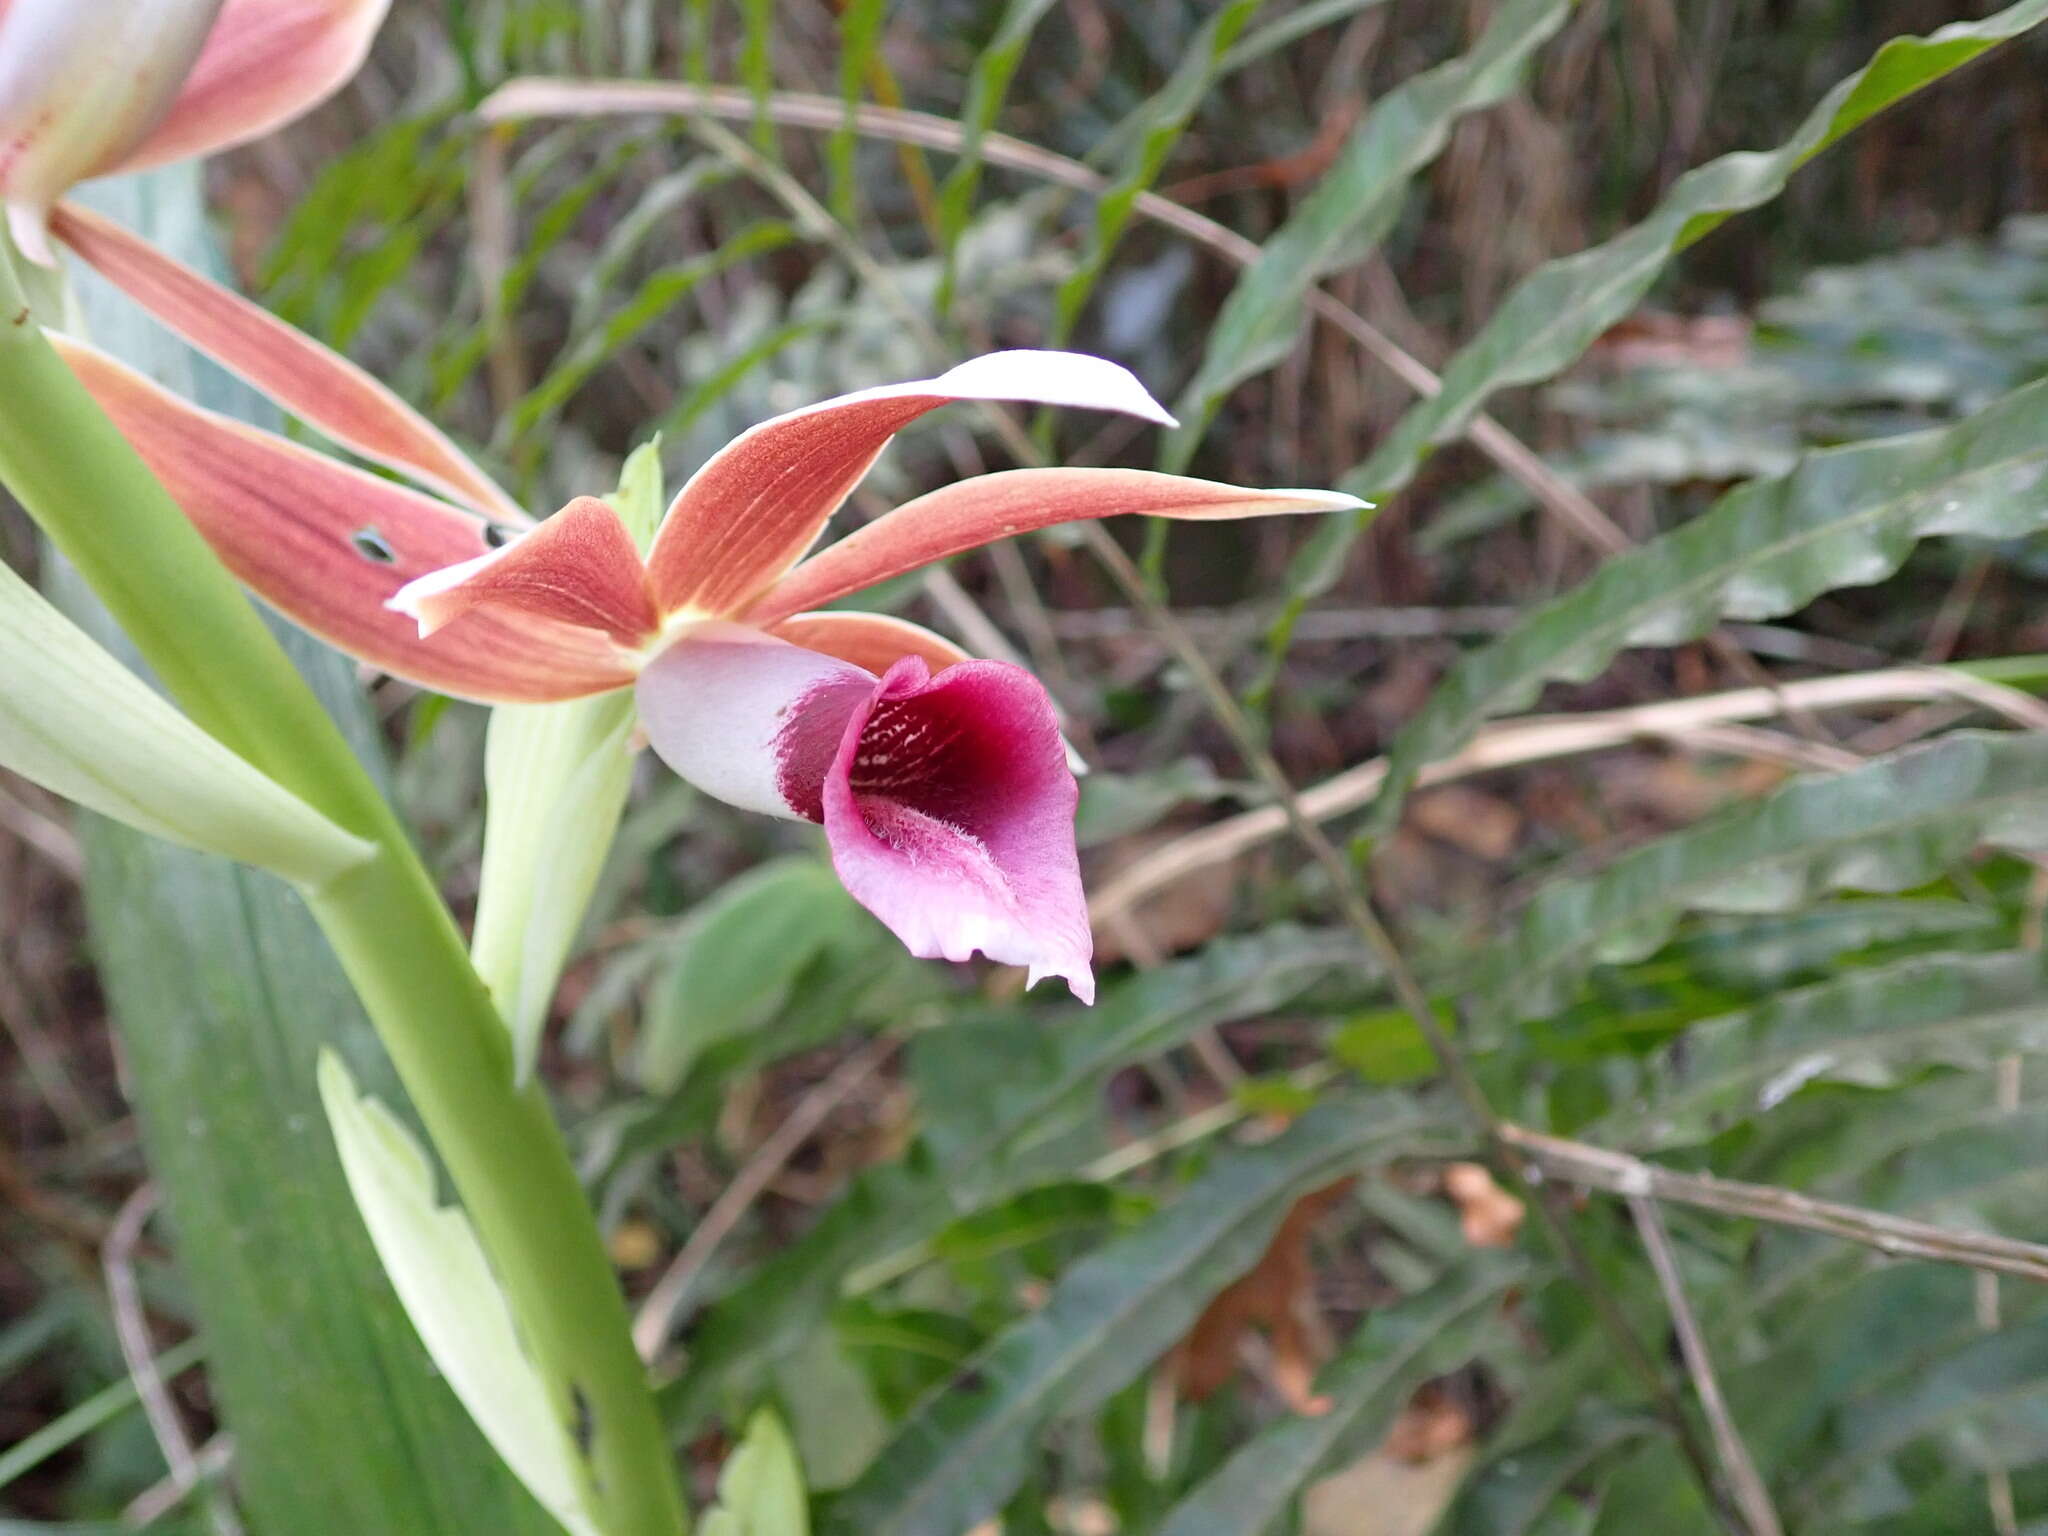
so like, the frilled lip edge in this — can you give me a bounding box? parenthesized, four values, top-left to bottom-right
(639, 631, 1095, 1003)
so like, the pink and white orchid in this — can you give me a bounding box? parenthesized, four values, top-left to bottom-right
(0, 0, 1366, 1003)
(0, 0, 387, 262)
(20, 29, 1358, 997)
(59, 313, 1360, 1000)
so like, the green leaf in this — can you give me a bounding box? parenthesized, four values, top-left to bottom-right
(1347, 0, 2048, 502)
(55, 165, 562, 1536)
(741, 0, 777, 153)
(834, 1301, 986, 1420)
(1673, 900, 2002, 993)
(1162, 0, 1574, 468)
(608, 436, 668, 549)
(317, 1053, 602, 1536)
(1440, 1409, 1657, 1536)
(1475, 732, 2048, 1030)
(1155, 1260, 1523, 1536)
(830, 0, 890, 223)
(659, 928, 1376, 1438)
(1373, 369, 2048, 832)
(505, 220, 795, 443)
(913, 927, 1370, 1195)
(471, 694, 636, 1080)
(0, 556, 371, 886)
(821, 1098, 1453, 1536)
(470, 447, 662, 1078)
(1073, 757, 1234, 847)
(634, 857, 874, 1094)
(567, 159, 730, 341)
(659, 1155, 945, 1440)
(1799, 1310, 2048, 1514)
(1331, 1005, 1446, 1085)
(703, 1407, 810, 1536)
(1609, 949, 2048, 1150)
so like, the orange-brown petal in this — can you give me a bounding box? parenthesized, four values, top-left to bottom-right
(56, 335, 631, 703)
(51, 201, 523, 523)
(108, 0, 390, 176)
(390, 495, 657, 648)
(749, 468, 1363, 625)
(767, 610, 971, 678)
(645, 350, 1175, 619)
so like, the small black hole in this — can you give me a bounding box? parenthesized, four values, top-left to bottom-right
(350, 527, 396, 564)
(483, 523, 516, 549)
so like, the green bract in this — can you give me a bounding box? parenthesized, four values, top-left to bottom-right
(0, 555, 371, 886)
(470, 442, 660, 1080)
(317, 1052, 605, 1536)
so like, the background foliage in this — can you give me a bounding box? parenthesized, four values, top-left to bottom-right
(9, 2, 2048, 1532)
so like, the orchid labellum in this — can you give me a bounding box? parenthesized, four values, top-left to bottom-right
(0, 0, 388, 262)
(54, 252, 1357, 998)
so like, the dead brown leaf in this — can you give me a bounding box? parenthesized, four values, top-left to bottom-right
(1171, 1177, 1356, 1414)
(1409, 786, 1523, 862)
(1441, 1162, 1525, 1249)
(1382, 1382, 1478, 1464)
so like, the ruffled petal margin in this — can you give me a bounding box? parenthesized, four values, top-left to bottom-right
(822, 656, 1092, 1001)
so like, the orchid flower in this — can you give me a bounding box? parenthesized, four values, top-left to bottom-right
(48, 215, 1358, 1000)
(0, 0, 387, 263)
(60, 334, 1357, 1001)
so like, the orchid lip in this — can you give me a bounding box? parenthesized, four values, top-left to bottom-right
(636, 627, 1094, 1001)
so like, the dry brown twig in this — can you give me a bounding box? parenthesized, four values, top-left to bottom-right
(1503, 1126, 2048, 1288)
(1087, 664, 2044, 931)
(106, 1184, 243, 1536)
(1628, 1193, 1784, 1536)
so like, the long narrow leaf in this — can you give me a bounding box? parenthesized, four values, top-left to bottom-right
(1346, 0, 2048, 502)
(932, 0, 1060, 318)
(1374, 370, 2048, 832)
(1155, 1260, 1523, 1536)
(1050, 0, 1264, 343)
(1610, 950, 2048, 1150)
(54, 168, 562, 1536)
(659, 928, 1373, 1437)
(1475, 731, 2048, 1030)
(830, 0, 891, 223)
(820, 1098, 1454, 1536)
(471, 443, 660, 1076)
(1163, 0, 1574, 467)
(0, 556, 369, 886)
(1440, 1408, 1658, 1536)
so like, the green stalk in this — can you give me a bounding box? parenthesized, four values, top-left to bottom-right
(0, 255, 684, 1533)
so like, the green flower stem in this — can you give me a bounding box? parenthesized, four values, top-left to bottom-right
(0, 256, 684, 1535)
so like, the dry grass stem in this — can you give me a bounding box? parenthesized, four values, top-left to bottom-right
(1505, 1126, 2048, 1287)
(1088, 665, 2039, 929)
(1628, 1193, 1783, 1536)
